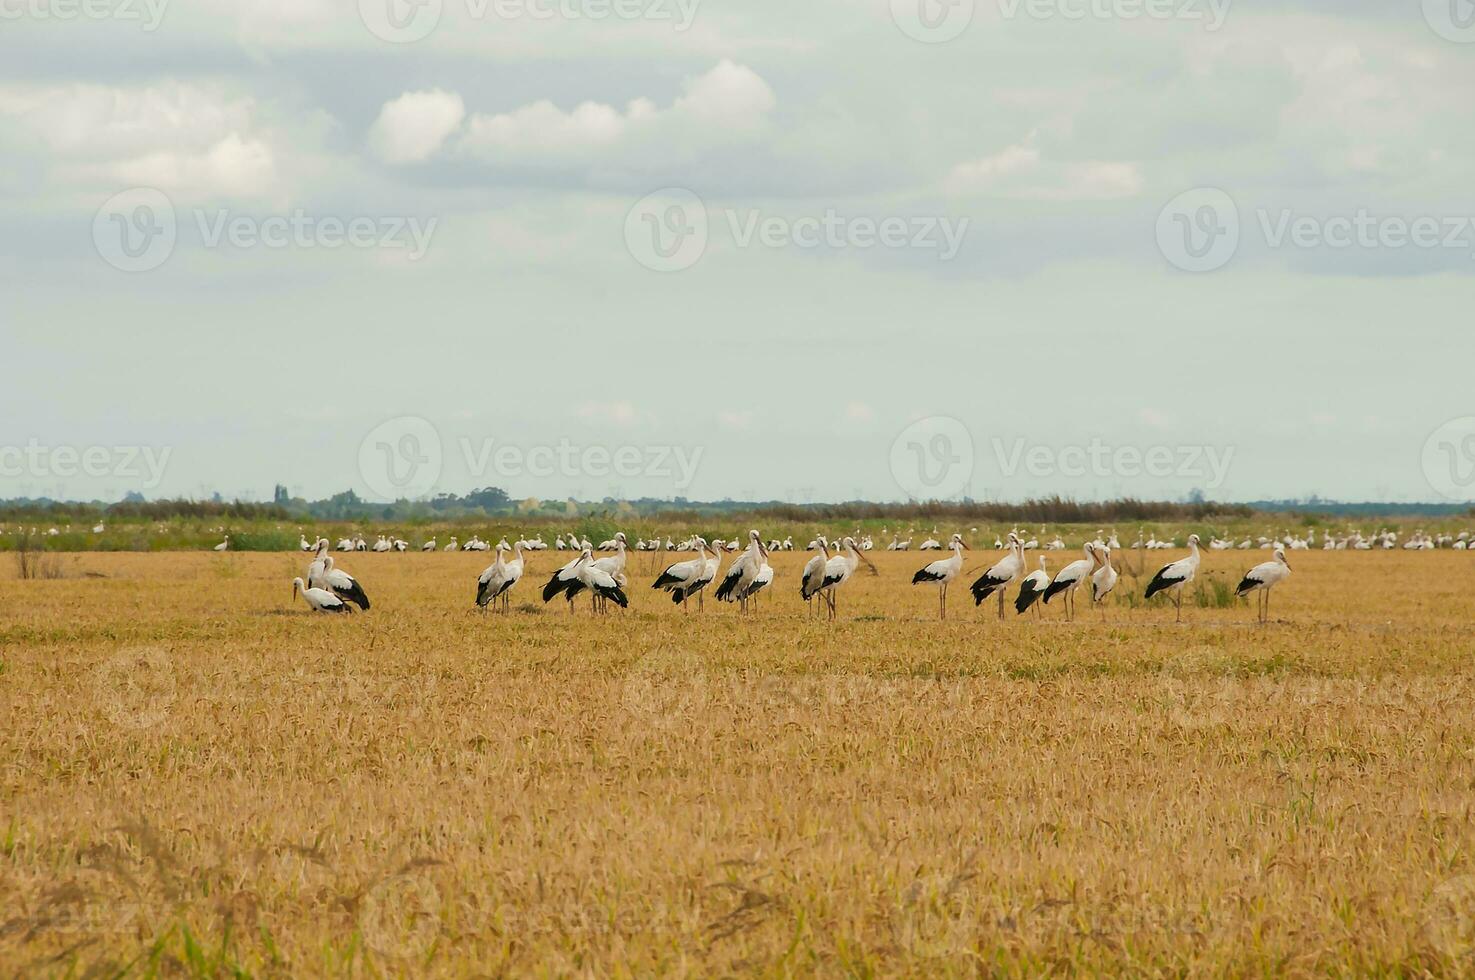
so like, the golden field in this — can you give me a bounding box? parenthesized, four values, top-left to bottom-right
(4, 546, 1475, 977)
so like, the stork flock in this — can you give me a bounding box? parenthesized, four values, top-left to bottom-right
(288, 529, 1295, 623)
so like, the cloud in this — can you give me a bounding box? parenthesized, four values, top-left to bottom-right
(1137, 408, 1173, 429)
(441, 60, 774, 168)
(717, 410, 756, 431)
(576, 401, 640, 426)
(63, 132, 276, 200)
(0, 82, 281, 200)
(945, 136, 1143, 201)
(671, 59, 776, 126)
(369, 89, 466, 165)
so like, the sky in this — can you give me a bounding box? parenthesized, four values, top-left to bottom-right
(2, 0, 1474, 506)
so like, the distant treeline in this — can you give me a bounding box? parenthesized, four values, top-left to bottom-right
(3, 492, 1471, 525)
(750, 497, 1253, 524)
(0, 498, 290, 521)
(1248, 499, 1475, 517)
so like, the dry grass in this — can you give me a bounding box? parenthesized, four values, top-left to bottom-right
(3, 548, 1475, 977)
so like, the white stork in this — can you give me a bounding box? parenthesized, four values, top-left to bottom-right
(714, 530, 770, 613)
(746, 559, 775, 610)
(971, 531, 1024, 620)
(1014, 556, 1049, 617)
(1089, 544, 1118, 614)
(1144, 533, 1203, 622)
(477, 541, 526, 612)
(692, 541, 723, 607)
(422, 538, 437, 552)
(307, 538, 330, 584)
(653, 538, 712, 610)
(801, 537, 831, 617)
(911, 533, 967, 620)
(815, 536, 876, 621)
(542, 551, 589, 611)
(292, 577, 350, 613)
(589, 532, 629, 612)
(1042, 544, 1093, 621)
(575, 548, 629, 612)
(312, 556, 371, 610)
(1236, 544, 1290, 623)
(213, 535, 229, 552)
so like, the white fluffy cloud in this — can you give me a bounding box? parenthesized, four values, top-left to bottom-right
(369, 89, 466, 165)
(395, 60, 776, 168)
(0, 82, 279, 200)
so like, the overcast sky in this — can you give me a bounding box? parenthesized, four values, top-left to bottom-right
(3, 0, 1473, 505)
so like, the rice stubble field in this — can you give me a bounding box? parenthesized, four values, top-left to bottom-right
(4, 547, 1475, 975)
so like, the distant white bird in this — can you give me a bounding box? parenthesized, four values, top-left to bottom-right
(1042, 544, 1093, 621)
(971, 532, 1024, 620)
(911, 533, 967, 620)
(422, 538, 437, 552)
(1014, 556, 1049, 617)
(1089, 544, 1118, 614)
(1236, 544, 1291, 623)
(298, 535, 313, 552)
(213, 536, 229, 552)
(477, 541, 525, 612)
(292, 577, 350, 614)
(1144, 534, 1204, 622)
(444, 537, 459, 552)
